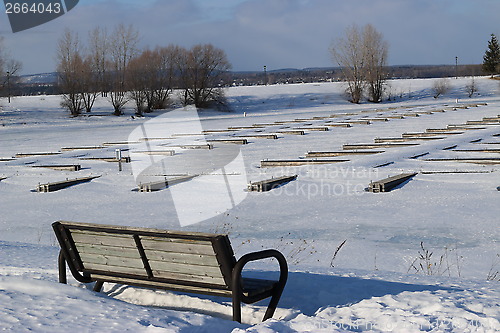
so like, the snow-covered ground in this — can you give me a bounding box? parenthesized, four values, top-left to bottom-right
(0, 77, 499, 332)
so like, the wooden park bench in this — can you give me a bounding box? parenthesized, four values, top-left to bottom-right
(52, 221, 288, 323)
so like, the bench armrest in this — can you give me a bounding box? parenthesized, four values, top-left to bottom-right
(232, 249, 288, 286)
(231, 249, 288, 322)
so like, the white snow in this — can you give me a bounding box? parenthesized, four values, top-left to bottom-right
(0, 77, 499, 332)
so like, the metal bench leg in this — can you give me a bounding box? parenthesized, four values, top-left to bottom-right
(58, 250, 67, 284)
(232, 290, 242, 323)
(93, 281, 104, 292)
(263, 275, 287, 321)
(263, 292, 281, 321)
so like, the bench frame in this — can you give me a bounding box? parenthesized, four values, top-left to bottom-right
(52, 221, 288, 323)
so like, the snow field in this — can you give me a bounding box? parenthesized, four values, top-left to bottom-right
(0, 77, 499, 332)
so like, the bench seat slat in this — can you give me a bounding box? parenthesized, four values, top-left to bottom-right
(80, 254, 224, 280)
(140, 238, 215, 255)
(90, 274, 233, 296)
(71, 232, 137, 248)
(83, 263, 226, 285)
(89, 275, 276, 298)
(84, 263, 147, 276)
(79, 253, 144, 269)
(75, 244, 141, 259)
(140, 235, 215, 245)
(152, 269, 226, 285)
(73, 230, 215, 245)
(60, 221, 222, 239)
(144, 250, 219, 266)
(148, 260, 223, 277)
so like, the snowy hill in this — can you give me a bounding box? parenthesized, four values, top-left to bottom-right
(18, 72, 58, 85)
(0, 77, 499, 332)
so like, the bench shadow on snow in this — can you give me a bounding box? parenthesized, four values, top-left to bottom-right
(103, 270, 461, 323)
(247, 270, 461, 317)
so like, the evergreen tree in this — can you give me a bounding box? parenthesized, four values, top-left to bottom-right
(482, 34, 500, 76)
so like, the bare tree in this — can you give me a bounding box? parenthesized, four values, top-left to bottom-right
(152, 45, 179, 109)
(127, 50, 152, 116)
(363, 24, 388, 103)
(0, 37, 22, 99)
(331, 25, 365, 103)
(108, 24, 139, 116)
(331, 24, 389, 103)
(88, 26, 110, 97)
(465, 77, 478, 98)
(127, 46, 178, 115)
(80, 55, 99, 113)
(433, 78, 451, 98)
(57, 29, 84, 116)
(178, 44, 231, 108)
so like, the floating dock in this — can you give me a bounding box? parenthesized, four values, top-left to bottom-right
(368, 173, 418, 193)
(306, 151, 384, 157)
(261, 159, 349, 167)
(247, 175, 298, 192)
(36, 176, 101, 193)
(137, 176, 196, 192)
(32, 165, 82, 171)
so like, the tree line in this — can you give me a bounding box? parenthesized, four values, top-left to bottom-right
(331, 25, 500, 104)
(57, 24, 231, 117)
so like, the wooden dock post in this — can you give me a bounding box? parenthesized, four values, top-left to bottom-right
(368, 173, 418, 193)
(237, 134, 278, 140)
(15, 152, 62, 158)
(60, 146, 105, 151)
(247, 175, 298, 192)
(261, 159, 349, 167)
(293, 127, 329, 131)
(134, 150, 175, 156)
(36, 176, 101, 193)
(306, 151, 384, 157)
(207, 139, 248, 145)
(276, 130, 305, 135)
(424, 158, 500, 164)
(80, 156, 131, 163)
(343, 143, 419, 150)
(138, 175, 196, 192)
(32, 165, 82, 171)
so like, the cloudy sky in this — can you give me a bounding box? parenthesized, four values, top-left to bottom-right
(1, 0, 500, 75)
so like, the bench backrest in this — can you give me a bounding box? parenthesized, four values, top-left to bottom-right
(52, 221, 237, 295)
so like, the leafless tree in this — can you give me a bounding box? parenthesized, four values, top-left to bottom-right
(88, 26, 110, 97)
(433, 78, 451, 98)
(331, 24, 389, 103)
(57, 29, 84, 116)
(80, 55, 99, 113)
(127, 50, 152, 116)
(465, 77, 478, 98)
(331, 25, 365, 103)
(0, 37, 22, 99)
(177, 44, 231, 109)
(108, 24, 139, 115)
(363, 24, 388, 103)
(127, 46, 178, 115)
(152, 45, 179, 109)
